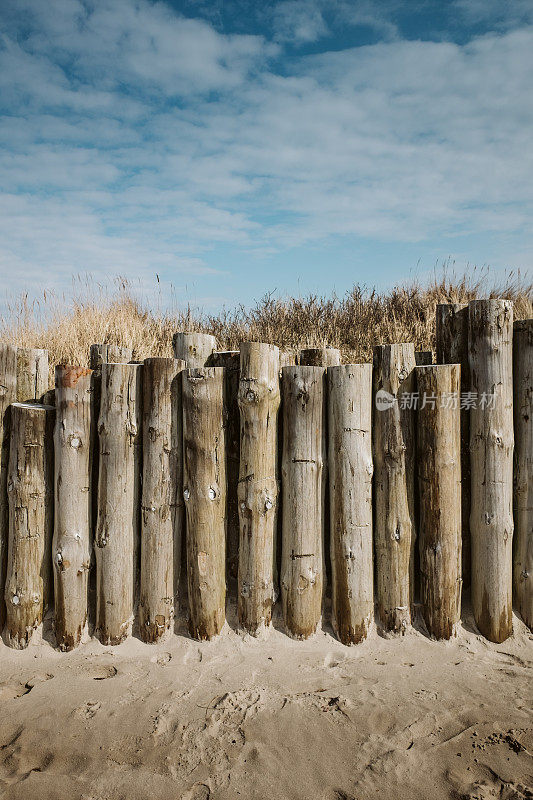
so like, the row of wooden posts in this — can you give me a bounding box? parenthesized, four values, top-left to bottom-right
(0, 299, 531, 651)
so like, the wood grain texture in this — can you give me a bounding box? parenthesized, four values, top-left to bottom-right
(328, 364, 373, 645)
(299, 348, 341, 367)
(469, 299, 514, 643)
(0, 345, 17, 631)
(416, 364, 461, 640)
(415, 351, 432, 366)
(281, 366, 326, 639)
(16, 348, 48, 402)
(4, 403, 54, 648)
(173, 332, 217, 369)
(182, 367, 226, 640)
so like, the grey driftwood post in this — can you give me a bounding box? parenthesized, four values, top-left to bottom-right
(436, 303, 471, 586)
(16, 347, 48, 402)
(173, 332, 217, 369)
(299, 347, 341, 367)
(4, 402, 54, 648)
(513, 319, 532, 631)
(139, 357, 185, 643)
(206, 351, 240, 582)
(95, 362, 142, 645)
(469, 299, 514, 643)
(182, 367, 226, 639)
(237, 342, 280, 635)
(281, 366, 326, 639)
(0, 345, 17, 631)
(328, 364, 374, 644)
(372, 343, 416, 633)
(416, 364, 462, 639)
(53, 366, 93, 650)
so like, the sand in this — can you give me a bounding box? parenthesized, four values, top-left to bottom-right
(0, 597, 532, 800)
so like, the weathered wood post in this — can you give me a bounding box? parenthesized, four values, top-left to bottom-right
(16, 347, 48, 402)
(372, 343, 416, 633)
(328, 364, 373, 644)
(206, 351, 240, 583)
(89, 344, 133, 371)
(415, 351, 432, 366)
(513, 319, 532, 631)
(53, 366, 93, 651)
(436, 303, 471, 586)
(173, 332, 217, 369)
(416, 364, 462, 639)
(299, 347, 341, 367)
(139, 357, 185, 643)
(469, 299, 514, 643)
(281, 366, 326, 638)
(4, 402, 54, 648)
(95, 363, 142, 645)
(0, 345, 17, 631)
(182, 367, 226, 639)
(237, 343, 280, 635)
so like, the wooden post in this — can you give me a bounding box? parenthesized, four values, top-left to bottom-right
(513, 319, 532, 631)
(281, 366, 325, 638)
(0, 345, 17, 631)
(139, 357, 185, 643)
(237, 343, 280, 634)
(53, 366, 93, 651)
(206, 351, 240, 582)
(182, 367, 226, 639)
(173, 332, 217, 369)
(469, 299, 514, 643)
(415, 351, 432, 366)
(4, 403, 54, 648)
(279, 350, 297, 369)
(416, 364, 462, 639)
(95, 363, 142, 645)
(328, 364, 373, 644)
(299, 347, 341, 367)
(16, 347, 48, 402)
(372, 343, 416, 633)
(89, 344, 133, 370)
(436, 303, 471, 586)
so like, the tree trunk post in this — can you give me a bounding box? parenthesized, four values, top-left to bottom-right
(139, 357, 185, 643)
(182, 367, 226, 639)
(173, 332, 217, 369)
(16, 348, 48, 402)
(206, 351, 240, 583)
(372, 343, 416, 633)
(328, 364, 373, 644)
(469, 299, 514, 643)
(416, 364, 462, 640)
(513, 319, 532, 631)
(4, 402, 54, 648)
(53, 366, 93, 650)
(95, 363, 142, 645)
(281, 366, 326, 639)
(299, 347, 341, 367)
(237, 343, 280, 635)
(0, 345, 17, 631)
(415, 351, 432, 366)
(436, 303, 471, 586)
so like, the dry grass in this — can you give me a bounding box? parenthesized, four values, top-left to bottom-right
(1, 270, 531, 382)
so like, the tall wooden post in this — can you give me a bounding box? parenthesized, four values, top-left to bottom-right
(53, 366, 93, 651)
(206, 351, 240, 582)
(328, 364, 373, 644)
(95, 363, 142, 645)
(372, 343, 416, 633)
(469, 299, 514, 643)
(16, 347, 48, 402)
(513, 319, 532, 631)
(237, 343, 280, 635)
(182, 367, 226, 639)
(299, 347, 341, 367)
(436, 303, 471, 586)
(139, 357, 185, 643)
(173, 332, 217, 369)
(281, 366, 326, 639)
(0, 345, 17, 631)
(4, 403, 54, 648)
(416, 364, 462, 639)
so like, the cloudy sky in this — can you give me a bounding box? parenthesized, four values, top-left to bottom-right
(1, 0, 532, 310)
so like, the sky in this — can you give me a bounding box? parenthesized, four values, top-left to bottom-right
(0, 0, 532, 312)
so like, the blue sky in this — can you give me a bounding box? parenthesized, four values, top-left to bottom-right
(0, 0, 532, 312)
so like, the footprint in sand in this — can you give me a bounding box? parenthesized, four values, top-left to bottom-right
(181, 783, 210, 800)
(75, 700, 101, 719)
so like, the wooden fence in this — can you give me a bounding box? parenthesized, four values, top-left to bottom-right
(0, 299, 531, 651)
